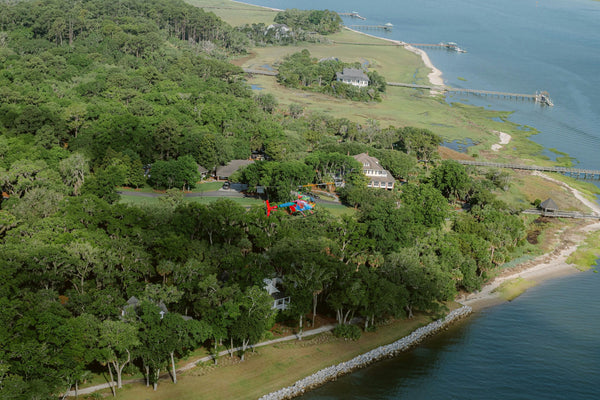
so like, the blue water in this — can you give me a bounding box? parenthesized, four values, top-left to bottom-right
(246, 0, 600, 398)
(301, 271, 600, 400)
(250, 0, 600, 169)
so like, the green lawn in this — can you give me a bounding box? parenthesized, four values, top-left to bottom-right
(84, 311, 451, 400)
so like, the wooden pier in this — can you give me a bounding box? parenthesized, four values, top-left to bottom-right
(387, 82, 553, 106)
(455, 160, 600, 181)
(348, 24, 393, 31)
(338, 12, 366, 20)
(522, 209, 600, 220)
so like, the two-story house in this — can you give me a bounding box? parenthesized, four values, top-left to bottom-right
(352, 152, 395, 190)
(336, 68, 369, 88)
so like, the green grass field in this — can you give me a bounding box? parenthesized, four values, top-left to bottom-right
(87, 311, 447, 400)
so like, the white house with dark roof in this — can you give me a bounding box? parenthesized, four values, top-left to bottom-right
(336, 67, 369, 88)
(352, 152, 395, 190)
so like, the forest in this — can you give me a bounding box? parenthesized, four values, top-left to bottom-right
(0, 0, 528, 398)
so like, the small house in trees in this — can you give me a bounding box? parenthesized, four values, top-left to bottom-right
(352, 153, 396, 189)
(263, 277, 290, 310)
(197, 165, 209, 179)
(336, 68, 369, 88)
(214, 160, 254, 181)
(121, 296, 169, 319)
(266, 23, 291, 39)
(540, 198, 559, 213)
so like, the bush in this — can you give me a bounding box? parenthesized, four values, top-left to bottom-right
(333, 324, 362, 340)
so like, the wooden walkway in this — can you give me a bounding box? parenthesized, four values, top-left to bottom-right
(455, 160, 600, 181)
(241, 69, 553, 106)
(348, 24, 393, 31)
(387, 82, 553, 105)
(522, 209, 600, 220)
(339, 12, 366, 20)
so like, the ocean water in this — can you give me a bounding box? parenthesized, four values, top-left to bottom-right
(250, 0, 600, 169)
(300, 270, 600, 400)
(245, 0, 600, 398)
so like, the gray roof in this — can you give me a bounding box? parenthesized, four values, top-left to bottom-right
(336, 67, 369, 81)
(540, 198, 558, 211)
(353, 153, 385, 171)
(215, 160, 254, 179)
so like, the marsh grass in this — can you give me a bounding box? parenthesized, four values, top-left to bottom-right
(494, 278, 537, 301)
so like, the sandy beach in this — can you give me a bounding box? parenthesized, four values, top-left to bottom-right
(461, 172, 600, 309)
(491, 130, 512, 151)
(342, 27, 444, 87)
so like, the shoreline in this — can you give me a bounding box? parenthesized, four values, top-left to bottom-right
(342, 27, 444, 87)
(229, 0, 283, 11)
(461, 171, 600, 310)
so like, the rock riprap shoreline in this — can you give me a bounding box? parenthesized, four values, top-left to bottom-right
(259, 306, 473, 400)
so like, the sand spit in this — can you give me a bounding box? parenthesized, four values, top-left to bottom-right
(462, 172, 600, 309)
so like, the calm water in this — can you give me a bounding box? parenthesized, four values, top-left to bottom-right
(247, 0, 600, 398)
(300, 271, 600, 400)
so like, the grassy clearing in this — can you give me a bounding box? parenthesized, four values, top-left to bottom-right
(240, 30, 551, 161)
(493, 278, 537, 301)
(185, 0, 278, 26)
(493, 171, 594, 212)
(87, 311, 454, 400)
(566, 229, 600, 270)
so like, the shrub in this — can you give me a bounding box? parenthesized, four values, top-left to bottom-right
(333, 324, 362, 340)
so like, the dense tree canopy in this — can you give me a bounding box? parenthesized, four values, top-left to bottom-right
(0, 1, 532, 398)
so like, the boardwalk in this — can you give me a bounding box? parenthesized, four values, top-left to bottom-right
(339, 12, 366, 20)
(387, 82, 553, 105)
(241, 67, 553, 106)
(522, 209, 600, 220)
(348, 24, 393, 31)
(455, 160, 600, 181)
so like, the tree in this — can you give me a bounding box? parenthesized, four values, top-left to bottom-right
(149, 156, 199, 190)
(230, 286, 275, 361)
(401, 183, 449, 228)
(98, 320, 139, 392)
(428, 160, 472, 200)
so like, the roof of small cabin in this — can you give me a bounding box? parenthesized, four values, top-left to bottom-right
(336, 67, 369, 81)
(540, 198, 558, 211)
(215, 160, 254, 178)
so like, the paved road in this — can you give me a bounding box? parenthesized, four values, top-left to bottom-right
(117, 188, 245, 198)
(64, 324, 336, 397)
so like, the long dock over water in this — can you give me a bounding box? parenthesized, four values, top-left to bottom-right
(339, 12, 366, 20)
(387, 82, 554, 105)
(348, 24, 393, 31)
(455, 160, 600, 181)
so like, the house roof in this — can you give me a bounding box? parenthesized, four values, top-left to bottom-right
(352, 153, 385, 171)
(197, 165, 208, 174)
(368, 174, 396, 184)
(540, 198, 558, 211)
(336, 67, 369, 81)
(215, 160, 254, 179)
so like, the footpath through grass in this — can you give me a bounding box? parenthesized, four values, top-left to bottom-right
(90, 311, 453, 400)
